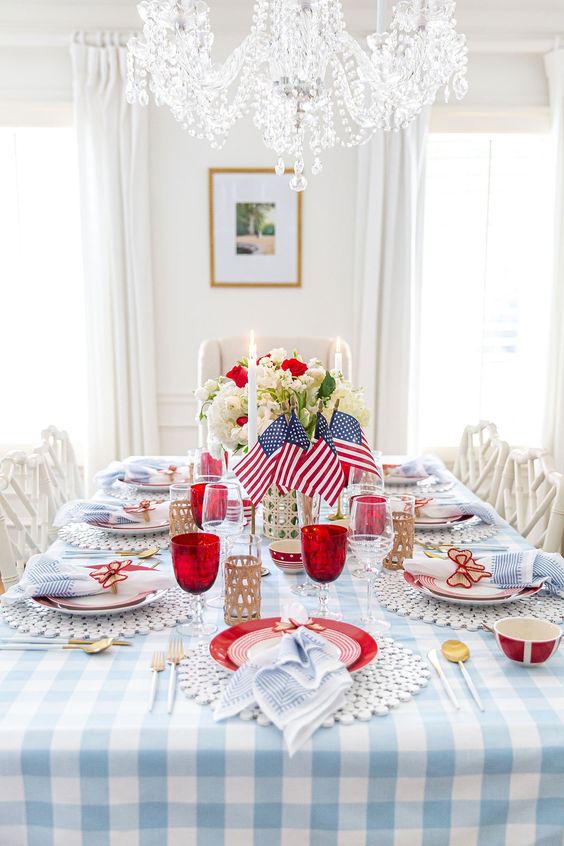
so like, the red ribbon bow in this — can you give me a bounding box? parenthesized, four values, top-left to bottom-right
(446, 548, 492, 589)
(89, 559, 132, 591)
(272, 617, 327, 634)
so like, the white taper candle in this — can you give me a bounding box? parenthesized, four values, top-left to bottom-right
(247, 329, 258, 449)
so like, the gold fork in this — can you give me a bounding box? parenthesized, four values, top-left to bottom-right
(167, 638, 184, 714)
(148, 651, 165, 712)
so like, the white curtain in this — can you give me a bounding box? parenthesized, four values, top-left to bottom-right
(71, 34, 159, 488)
(543, 48, 564, 472)
(353, 111, 429, 453)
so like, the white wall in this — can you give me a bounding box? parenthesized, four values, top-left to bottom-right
(149, 109, 357, 452)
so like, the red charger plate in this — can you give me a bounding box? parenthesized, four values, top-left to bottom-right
(209, 616, 378, 673)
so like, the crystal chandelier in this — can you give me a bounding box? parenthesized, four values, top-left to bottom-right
(127, 0, 468, 191)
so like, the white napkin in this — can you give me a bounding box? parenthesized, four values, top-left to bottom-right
(214, 602, 352, 757)
(54, 499, 169, 528)
(1, 554, 175, 605)
(403, 551, 554, 592)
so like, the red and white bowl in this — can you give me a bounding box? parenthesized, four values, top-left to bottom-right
(493, 616, 562, 666)
(268, 539, 304, 574)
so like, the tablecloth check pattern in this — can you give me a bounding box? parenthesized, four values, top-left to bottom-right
(0, 471, 563, 846)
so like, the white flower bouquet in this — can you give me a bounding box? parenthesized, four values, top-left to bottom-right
(195, 347, 370, 455)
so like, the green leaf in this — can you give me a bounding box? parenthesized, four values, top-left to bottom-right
(317, 372, 336, 399)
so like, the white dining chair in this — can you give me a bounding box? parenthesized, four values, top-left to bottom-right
(197, 335, 352, 444)
(0, 451, 55, 585)
(495, 448, 564, 553)
(40, 425, 83, 502)
(453, 421, 509, 505)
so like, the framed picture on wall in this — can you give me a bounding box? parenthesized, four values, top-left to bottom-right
(209, 168, 302, 288)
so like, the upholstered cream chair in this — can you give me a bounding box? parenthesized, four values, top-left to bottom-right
(197, 335, 352, 444)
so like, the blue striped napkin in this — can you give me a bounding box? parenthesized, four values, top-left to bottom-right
(53, 499, 169, 528)
(489, 550, 564, 597)
(418, 501, 505, 526)
(214, 627, 352, 757)
(94, 457, 190, 489)
(387, 455, 451, 484)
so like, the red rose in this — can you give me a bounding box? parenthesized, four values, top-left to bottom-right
(257, 353, 271, 364)
(281, 358, 308, 377)
(236, 416, 249, 427)
(225, 365, 248, 388)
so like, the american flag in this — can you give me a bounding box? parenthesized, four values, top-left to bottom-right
(234, 415, 288, 507)
(293, 413, 345, 507)
(274, 409, 311, 493)
(329, 409, 381, 476)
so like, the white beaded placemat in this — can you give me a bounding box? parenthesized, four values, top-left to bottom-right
(59, 523, 171, 551)
(100, 483, 170, 503)
(1, 588, 192, 638)
(376, 571, 564, 631)
(415, 523, 499, 545)
(178, 637, 430, 726)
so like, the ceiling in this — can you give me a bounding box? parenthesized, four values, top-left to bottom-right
(0, 0, 562, 52)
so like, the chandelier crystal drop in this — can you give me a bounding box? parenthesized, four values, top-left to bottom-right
(127, 0, 468, 191)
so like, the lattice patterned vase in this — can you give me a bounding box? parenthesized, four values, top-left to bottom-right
(224, 554, 261, 625)
(261, 486, 299, 539)
(383, 512, 415, 571)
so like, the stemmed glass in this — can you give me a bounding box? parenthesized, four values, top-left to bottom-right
(195, 448, 225, 479)
(301, 525, 348, 619)
(202, 483, 244, 607)
(348, 495, 394, 634)
(290, 492, 322, 598)
(171, 533, 220, 638)
(190, 476, 222, 529)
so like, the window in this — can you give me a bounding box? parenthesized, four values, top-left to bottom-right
(0, 127, 86, 455)
(416, 134, 554, 450)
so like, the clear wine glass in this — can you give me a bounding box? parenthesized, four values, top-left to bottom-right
(171, 532, 220, 638)
(348, 495, 394, 634)
(202, 483, 244, 607)
(301, 524, 347, 619)
(194, 448, 225, 480)
(290, 492, 322, 598)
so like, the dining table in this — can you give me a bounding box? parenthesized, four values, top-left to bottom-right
(0, 462, 563, 846)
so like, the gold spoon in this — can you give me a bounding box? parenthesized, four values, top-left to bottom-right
(62, 637, 117, 654)
(441, 640, 485, 711)
(116, 546, 160, 558)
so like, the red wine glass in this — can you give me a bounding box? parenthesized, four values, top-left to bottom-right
(171, 532, 220, 637)
(300, 524, 348, 619)
(190, 477, 221, 529)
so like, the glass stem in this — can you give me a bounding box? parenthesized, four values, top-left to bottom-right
(318, 583, 329, 616)
(366, 572, 374, 620)
(193, 595, 205, 631)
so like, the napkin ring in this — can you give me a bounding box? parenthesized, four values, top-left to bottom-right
(89, 559, 132, 593)
(124, 499, 155, 523)
(272, 618, 326, 634)
(446, 548, 492, 590)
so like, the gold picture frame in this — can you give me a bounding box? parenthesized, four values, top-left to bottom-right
(209, 168, 302, 288)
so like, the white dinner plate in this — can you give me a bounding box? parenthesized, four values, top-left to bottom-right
(31, 589, 168, 616)
(227, 627, 361, 669)
(120, 479, 175, 492)
(85, 521, 170, 535)
(409, 575, 542, 606)
(414, 514, 477, 530)
(385, 474, 432, 486)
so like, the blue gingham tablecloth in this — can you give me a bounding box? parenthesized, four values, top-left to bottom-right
(0, 473, 563, 846)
